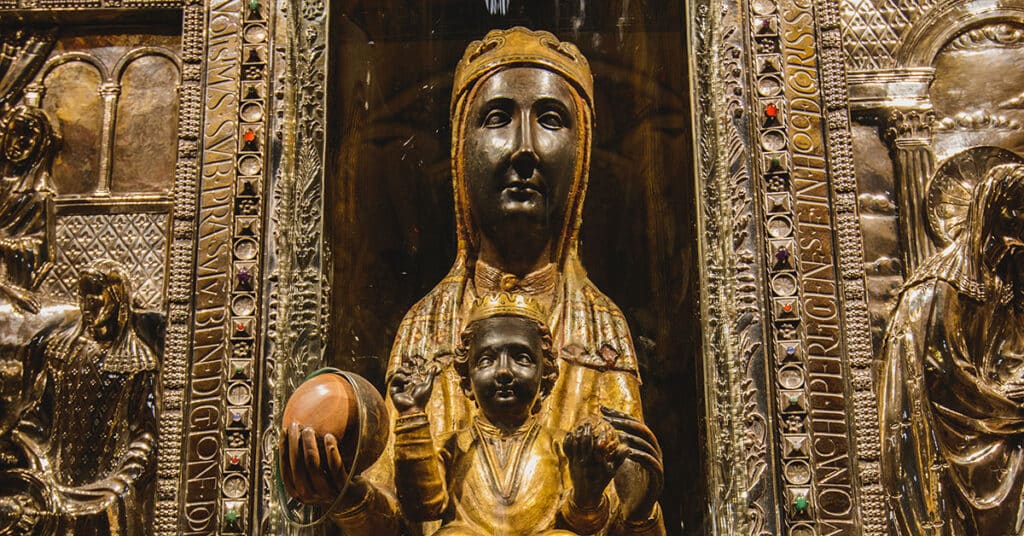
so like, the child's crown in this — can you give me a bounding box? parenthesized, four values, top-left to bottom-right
(467, 292, 548, 326)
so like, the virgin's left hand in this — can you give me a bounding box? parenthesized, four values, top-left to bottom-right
(601, 406, 664, 521)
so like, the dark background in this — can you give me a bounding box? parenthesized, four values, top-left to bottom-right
(324, 1, 703, 532)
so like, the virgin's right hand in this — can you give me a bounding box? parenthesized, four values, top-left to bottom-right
(279, 422, 351, 506)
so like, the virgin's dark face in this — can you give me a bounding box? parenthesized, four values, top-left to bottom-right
(468, 316, 545, 427)
(463, 67, 578, 243)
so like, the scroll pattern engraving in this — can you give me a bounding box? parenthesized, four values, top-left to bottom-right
(693, 0, 773, 534)
(260, 0, 330, 530)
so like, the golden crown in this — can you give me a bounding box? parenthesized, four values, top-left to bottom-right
(466, 292, 549, 326)
(453, 27, 594, 108)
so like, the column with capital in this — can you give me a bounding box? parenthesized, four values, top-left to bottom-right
(884, 109, 937, 273)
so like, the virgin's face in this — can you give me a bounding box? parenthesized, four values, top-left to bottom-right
(462, 67, 578, 242)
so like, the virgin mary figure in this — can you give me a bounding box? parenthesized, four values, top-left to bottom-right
(880, 158, 1024, 535)
(281, 27, 664, 536)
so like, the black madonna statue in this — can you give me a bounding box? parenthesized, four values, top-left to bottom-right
(880, 156, 1024, 535)
(280, 27, 665, 535)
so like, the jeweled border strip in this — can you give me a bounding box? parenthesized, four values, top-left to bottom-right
(747, 0, 866, 533)
(743, 0, 819, 531)
(218, 0, 271, 532)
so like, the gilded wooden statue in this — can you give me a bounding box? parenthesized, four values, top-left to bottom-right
(280, 27, 665, 535)
(880, 152, 1024, 535)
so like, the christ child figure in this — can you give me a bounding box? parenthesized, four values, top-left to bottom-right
(389, 292, 626, 536)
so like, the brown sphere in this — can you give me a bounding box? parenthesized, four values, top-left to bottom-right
(281, 371, 388, 474)
(282, 372, 359, 442)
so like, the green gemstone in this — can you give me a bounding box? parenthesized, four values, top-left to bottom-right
(248, 0, 258, 10)
(225, 510, 239, 523)
(235, 365, 244, 375)
(788, 395, 799, 405)
(794, 495, 808, 512)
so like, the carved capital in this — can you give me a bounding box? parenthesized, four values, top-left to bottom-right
(884, 109, 936, 146)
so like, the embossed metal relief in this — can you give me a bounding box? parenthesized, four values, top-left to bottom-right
(0, 10, 206, 536)
(841, 0, 1024, 534)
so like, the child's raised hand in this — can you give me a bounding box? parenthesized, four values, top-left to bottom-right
(389, 355, 439, 416)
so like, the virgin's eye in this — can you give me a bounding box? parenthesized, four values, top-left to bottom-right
(476, 353, 495, 367)
(483, 110, 511, 128)
(538, 111, 565, 130)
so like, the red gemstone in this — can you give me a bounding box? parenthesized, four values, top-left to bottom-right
(782, 303, 793, 313)
(236, 322, 246, 332)
(243, 129, 256, 143)
(230, 456, 241, 465)
(766, 104, 778, 118)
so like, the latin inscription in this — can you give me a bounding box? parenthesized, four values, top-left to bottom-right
(780, 0, 856, 532)
(182, 1, 240, 533)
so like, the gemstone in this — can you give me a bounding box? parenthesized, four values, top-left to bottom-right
(761, 19, 771, 32)
(235, 322, 246, 332)
(770, 157, 781, 170)
(776, 247, 790, 263)
(766, 103, 778, 118)
(247, 0, 258, 10)
(225, 509, 239, 523)
(231, 411, 242, 422)
(794, 495, 808, 512)
(230, 455, 241, 465)
(782, 303, 793, 313)
(237, 268, 251, 286)
(243, 129, 256, 143)
(786, 346, 796, 356)
(235, 364, 245, 375)
(788, 395, 799, 405)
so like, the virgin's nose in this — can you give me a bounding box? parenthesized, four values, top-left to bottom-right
(511, 119, 538, 179)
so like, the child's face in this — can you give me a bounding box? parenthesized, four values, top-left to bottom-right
(468, 316, 545, 425)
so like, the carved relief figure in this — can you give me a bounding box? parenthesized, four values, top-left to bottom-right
(40, 259, 159, 535)
(880, 160, 1024, 534)
(388, 292, 624, 535)
(0, 104, 55, 313)
(280, 27, 664, 535)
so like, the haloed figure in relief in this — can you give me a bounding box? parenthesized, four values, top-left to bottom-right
(280, 27, 665, 536)
(881, 161, 1024, 535)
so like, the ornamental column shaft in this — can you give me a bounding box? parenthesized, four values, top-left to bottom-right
(885, 109, 937, 273)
